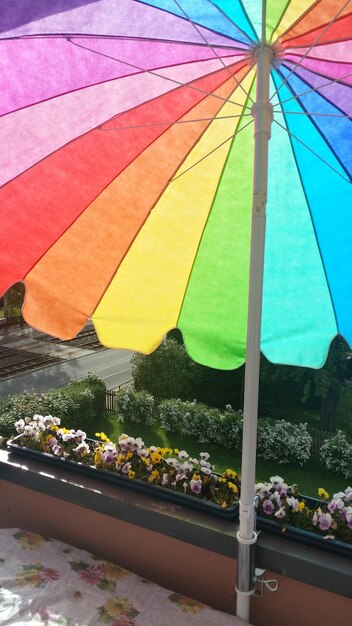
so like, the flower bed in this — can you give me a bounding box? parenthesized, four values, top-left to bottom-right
(5, 415, 352, 556)
(256, 476, 352, 557)
(7, 415, 240, 519)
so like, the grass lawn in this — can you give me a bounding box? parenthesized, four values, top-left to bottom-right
(92, 412, 348, 499)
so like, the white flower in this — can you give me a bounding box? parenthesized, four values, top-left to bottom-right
(178, 450, 189, 460)
(274, 507, 286, 519)
(255, 482, 268, 491)
(200, 466, 212, 475)
(270, 476, 284, 485)
(200, 452, 210, 460)
(287, 497, 299, 512)
(333, 491, 345, 499)
(15, 419, 25, 433)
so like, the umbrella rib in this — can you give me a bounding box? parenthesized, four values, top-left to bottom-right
(68, 38, 252, 110)
(207, 0, 259, 43)
(273, 118, 351, 183)
(274, 110, 351, 119)
(169, 118, 253, 182)
(269, 0, 352, 102)
(272, 68, 352, 108)
(170, 0, 255, 103)
(99, 113, 252, 132)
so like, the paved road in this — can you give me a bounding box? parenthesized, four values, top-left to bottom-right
(0, 348, 133, 398)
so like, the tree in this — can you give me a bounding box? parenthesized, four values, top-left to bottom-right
(0, 283, 24, 319)
(259, 336, 351, 432)
(131, 333, 244, 408)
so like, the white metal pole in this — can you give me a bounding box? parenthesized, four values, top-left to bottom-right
(235, 41, 273, 622)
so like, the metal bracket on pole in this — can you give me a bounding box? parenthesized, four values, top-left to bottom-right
(254, 569, 279, 597)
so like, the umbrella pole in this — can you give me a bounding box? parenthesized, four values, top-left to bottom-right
(236, 42, 273, 621)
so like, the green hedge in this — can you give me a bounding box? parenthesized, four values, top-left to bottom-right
(159, 398, 244, 449)
(114, 386, 156, 426)
(0, 372, 106, 439)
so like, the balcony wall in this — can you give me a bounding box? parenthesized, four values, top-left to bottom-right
(0, 450, 351, 626)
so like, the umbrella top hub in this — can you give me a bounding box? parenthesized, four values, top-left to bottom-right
(246, 41, 284, 69)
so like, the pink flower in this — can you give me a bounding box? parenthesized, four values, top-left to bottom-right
(190, 479, 202, 495)
(327, 498, 344, 513)
(274, 507, 286, 519)
(318, 512, 332, 531)
(263, 500, 274, 515)
(80, 568, 102, 585)
(345, 507, 352, 529)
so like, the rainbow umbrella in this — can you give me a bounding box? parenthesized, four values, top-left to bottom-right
(1, 1, 352, 620)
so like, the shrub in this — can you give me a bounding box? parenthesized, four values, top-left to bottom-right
(320, 431, 352, 480)
(257, 419, 312, 466)
(218, 405, 243, 450)
(131, 338, 203, 401)
(159, 398, 243, 448)
(0, 373, 106, 438)
(64, 372, 106, 426)
(114, 386, 156, 426)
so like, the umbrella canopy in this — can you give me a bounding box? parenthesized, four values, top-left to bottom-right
(1, 1, 352, 621)
(1, 0, 352, 372)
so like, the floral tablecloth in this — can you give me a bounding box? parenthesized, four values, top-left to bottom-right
(0, 528, 250, 625)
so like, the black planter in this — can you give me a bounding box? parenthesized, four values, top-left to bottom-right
(6, 439, 238, 520)
(256, 496, 351, 558)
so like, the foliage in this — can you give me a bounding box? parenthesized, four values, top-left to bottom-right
(0, 282, 24, 318)
(259, 336, 351, 431)
(256, 476, 352, 544)
(12, 416, 241, 510)
(257, 419, 312, 466)
(320, 431, 352, 480)
(131, 338, 203, 401)
(64, 372, 106, 426)
(114, 386, 155, 426)
(0, 373, 107, 438)
(158, 398, 243, 449)
(131, 334, 244, 408)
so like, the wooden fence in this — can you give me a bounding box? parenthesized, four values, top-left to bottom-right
(106, 382, 132, 412)
(308, 426, 332, 460)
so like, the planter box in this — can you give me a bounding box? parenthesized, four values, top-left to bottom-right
(6, 439, 238, 521)
(256, 497, 351, 558)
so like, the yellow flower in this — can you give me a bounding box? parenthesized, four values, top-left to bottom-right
(150, 451, 162, 464)
(117, 454, 125, 465)
(221, 501, 227, 508)
(50, 425, 59, 432)
(100, 563, 128, 581)
(218, 477, 226, 484)
(318, 488, 329, 500)
(192, 474, 200, 481)
(94, 449, 102, 465)
(125, 451, 133, 461)
(141, 456, 150, 466)
(174, 448, 179, 455)
(104, 597, 137, 619)
(228, 482, 238, 494)
(298, 501, 305, 512)
(148, 469, 160, 483)
(226, 469, 237, 478)
(19, 532, 44, 550)
(95, 431, 110, 443)
(128, 470, 136, 479)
